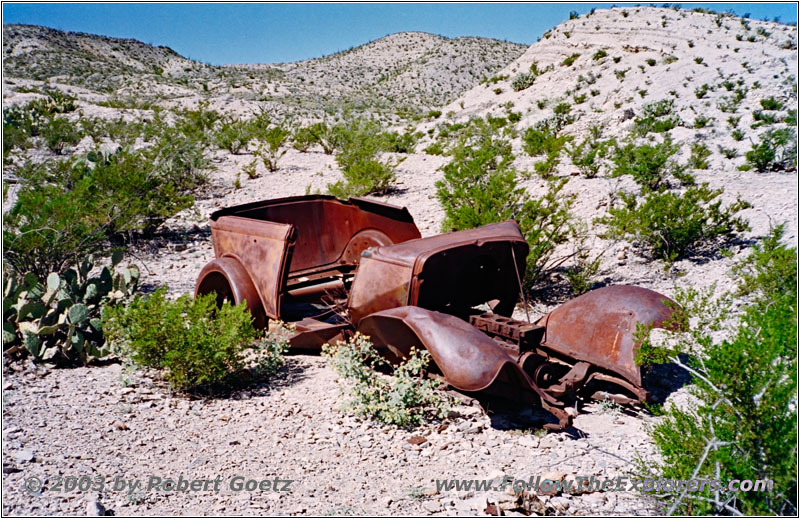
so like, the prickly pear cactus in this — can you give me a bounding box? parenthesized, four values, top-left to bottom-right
(2, 250, 139, 365)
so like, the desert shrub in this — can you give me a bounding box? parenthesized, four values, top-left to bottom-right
(610, 138, 688, 191)
(562, 53, 581, 67)
(322, 333, 451, 426)
(597, 183, 750, 261)
(2, 252, 138, 365)
(592, 48, 608, 61)
(105, 288, 289, 390)
(731, 128, 745, 141)
(522, 125, 570, 157)
(634, 99, 681, 136)
(380, 129, 421, 153)
(4, 143, 208, 276)
(255, 125, 290, 172)
(426, 110, 442, 119)
(41, 116, 82, 154)
(511, 72, 536, 92)
(693, 115, 712, 128)
(760, 96, 784, 110)
(694, 84, 710, 99)
(638, 226, 796, 515)
(214, 117, 252, 154)
(744, 128, 797, 172)
(436, 132, 574, 285)
(646, 58, 657, 66)
(292, 126, 316, 152)
(327, 119, 397, 198)
(308, 121, 342, 155)
(424, 141, 445, 155)
(718, 145, 738, 159)
(688, 142, 711, 169)
(569, 128, 613, 178)
(174, 102, 221, 145)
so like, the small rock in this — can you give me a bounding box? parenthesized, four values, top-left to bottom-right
(114, 422, 128, 431)
(617, 250, 627, 260)
(422, 500, 442, 513)
(550, 496, 570, 512)
(85, 498, 105, 516)
(407, 435, 427, 445)
(13, 449, 34, 463)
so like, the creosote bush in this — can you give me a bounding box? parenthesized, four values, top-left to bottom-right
(327, 118, 397, 198)
(436, 128, 574, 286)
(322, 333, 451, 427)
(4, 142, 208, 277)
(637, 226, 796, 515)
(610, 138, 690, 191)
(597, 184, 750, 261)
(105, 288, 290, 391)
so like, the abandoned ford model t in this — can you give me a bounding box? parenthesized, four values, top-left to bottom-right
(195, 195, 675, 429)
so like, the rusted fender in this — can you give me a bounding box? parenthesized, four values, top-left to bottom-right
(195, 257, 267, 329)
(358, 306, 539, 395)
(536, 285, 677, 390)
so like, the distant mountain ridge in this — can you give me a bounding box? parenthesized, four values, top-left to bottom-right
(2, 24, 527, 119)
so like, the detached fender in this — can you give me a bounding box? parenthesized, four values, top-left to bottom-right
(195, 256, 267, 329)
(537, 285, 677, 390)
(358, 306, 539, 396)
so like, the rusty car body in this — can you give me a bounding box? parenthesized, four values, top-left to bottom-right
(196, 195, 676, 429)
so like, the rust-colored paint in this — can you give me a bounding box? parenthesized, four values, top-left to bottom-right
(537, 285, 676, 389)
(348, 221, 527, 324)
(196, 195, 421, 320)
(195, 196, 679, 430)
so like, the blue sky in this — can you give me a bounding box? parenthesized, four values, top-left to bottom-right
(2, 3, 797, 65)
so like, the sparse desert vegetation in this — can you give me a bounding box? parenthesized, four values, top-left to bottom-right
(2, 6, 797, 516)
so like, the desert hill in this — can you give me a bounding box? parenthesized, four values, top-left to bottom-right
(3, 25, 527, 120)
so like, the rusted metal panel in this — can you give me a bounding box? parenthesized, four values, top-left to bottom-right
(358, 306, 570, 429)
(199, 195, 421, 321)
(207, 215, 294, 320)
(348, 221, 528, 324)
(195, 257, 267, 329)
(536, 285, 676, 389)
(209, 195, 420, 278)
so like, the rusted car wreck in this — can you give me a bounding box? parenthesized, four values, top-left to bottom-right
(195, 195, 675, 429)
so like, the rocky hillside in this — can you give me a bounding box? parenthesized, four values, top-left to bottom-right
(3, 25, 526, 121)
(433, 6, 797, 144)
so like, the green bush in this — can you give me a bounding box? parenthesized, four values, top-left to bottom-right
(688, 142, 711, 169)
(255, 125, 290, 172)
(569, 129, 613, 178)
(105, 288, 289, 390)
(597, 183, 750, 261)
(322, 333, 450, 426)
(634, 99, 681, 136)
(292, 126, 316, 152)
(308, 121, 342, 155)
(380, 129, 421, 153)
(638, 226, 796, 515)
(592, 48, 608, 61)
(42, 116, 82, 154)
(760, 96, 784, 110)
(511, 72, 536, 92)
(611, 138, 687, 191)
(745, 128, 797, 172)
(214, 117, 252, 154)
(327, 119, 397, 198)
(2, 252, 138, 365)
(436, 131, 574, 285)
(4, 142, 207, 276)
(562, 53, 581, 67)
